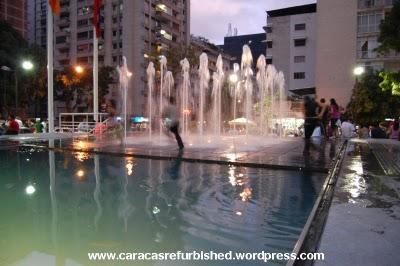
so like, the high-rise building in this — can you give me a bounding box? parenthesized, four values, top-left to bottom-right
(0, 0, 28, 38)
(27, 0, 47, 48)
(28, 0, 190, 116)
(265, 4, 317, 98)
(316, 0, 400, 107)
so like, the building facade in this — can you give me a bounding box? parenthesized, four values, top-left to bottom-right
(0, 0, 28, 38)
(28, 0, 190, 116)
(27, 0, 47, 48)
(316, 0, 400, 107)
(220, 33, 266, 67)
(266, 4, 317, 98)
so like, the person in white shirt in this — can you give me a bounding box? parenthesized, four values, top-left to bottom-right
(341, 117, 356, 138)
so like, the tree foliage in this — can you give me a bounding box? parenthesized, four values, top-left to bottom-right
(377, 0, 400, 54)
(347, 70, 400, 125)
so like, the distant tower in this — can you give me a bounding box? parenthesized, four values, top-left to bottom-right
(227, 23, 232, 37)
(234, 27, 238, 36)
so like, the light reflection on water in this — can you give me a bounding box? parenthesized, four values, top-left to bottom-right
(0, 147, 324, 265)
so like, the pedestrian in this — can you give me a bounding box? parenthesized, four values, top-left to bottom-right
(388, 120, 399, 140)
(357, 124, 370, 139)
(318, 98, 329, 138)
(163, 96, 184, 150)
(35, 118, 43, 133)
(329, 98, 341, 138)
(5, 114, 19, 135)
(303, 96, 318, 153)
(340, 117, 356, 138)
(370, 122, 387, 139)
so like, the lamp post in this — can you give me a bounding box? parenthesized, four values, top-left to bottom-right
(353, 66, 365, 83)
(0, 60, 34, 115)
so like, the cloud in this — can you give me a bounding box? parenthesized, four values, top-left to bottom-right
(191, 0, 316, 44)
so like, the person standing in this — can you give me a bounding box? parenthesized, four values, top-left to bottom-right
(5, 114, 19, 135)
(389, 121, 400, 140)
(303, 96, 318, 153)
(318, 98, 329, 138)
(329, 98, 341, 138)
(163, 97, 184, 150)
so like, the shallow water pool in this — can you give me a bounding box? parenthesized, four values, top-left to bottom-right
(0, 146, 324, 265)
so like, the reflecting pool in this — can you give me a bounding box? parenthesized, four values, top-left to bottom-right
(0, 146, 324, 265)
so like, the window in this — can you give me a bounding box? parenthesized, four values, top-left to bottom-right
(267, 41, 272, 49)
(294, 39, 306, 47)
(357, 12, 383, 33)
(77, 31, 88, 40)
(294, 72, 305, 79)
(294, 56, 306, 63)
(77, 19, 88, 27)
(295, 23, 306, 31)
(266, 58, 273, 64)
(56, 36, 67, 44)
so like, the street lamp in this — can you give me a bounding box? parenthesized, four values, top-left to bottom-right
(353, 66, 365, 76)
(22, 60, 34, 70)
(74, 65, 84, 74)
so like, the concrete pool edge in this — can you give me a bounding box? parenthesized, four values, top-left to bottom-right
(20, 143, 331, 174)
(287, 140, 348, 266)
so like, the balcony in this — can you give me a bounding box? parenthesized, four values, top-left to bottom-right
(357, 49, 400, 60)
(358, 0, 393, 9)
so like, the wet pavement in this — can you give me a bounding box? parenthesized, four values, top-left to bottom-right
(316, 139, 400, 266)
(0, 133, 343, 173)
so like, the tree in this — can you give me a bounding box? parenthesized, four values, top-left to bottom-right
(346, 70, 400, 125)
(54, 65, 116, 113)
(377, 0, 400, 54)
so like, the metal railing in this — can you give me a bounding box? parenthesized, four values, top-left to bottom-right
(57, 113, 108, 134)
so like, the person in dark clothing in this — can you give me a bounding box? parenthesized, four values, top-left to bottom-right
(163, 97, 184, 149)
(303, 96, 319, 153)
(370, 122, 388, 139)
(304, 96, 319, 139)
(318, 98, 329, 138)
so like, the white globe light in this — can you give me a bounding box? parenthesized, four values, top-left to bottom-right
(25, 185, 36, 195)
(353, 66, 365, 76)
(22, 61, 33, 70)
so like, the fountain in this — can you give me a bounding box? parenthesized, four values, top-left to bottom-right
(198, 53, 210, 141)
(256, 55, 267, 135)
(180, 58, 191, 136)
(146, 62, 155, 142)
(117, 56, 132, 141)
(241, 45, 253, 137)
(211, 55, 224, 137)
(159, 56, 167, 141)
(132, 44, 295, 151)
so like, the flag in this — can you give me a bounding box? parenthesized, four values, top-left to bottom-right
(48, 0, 60, 16)
(92, 0, 102, 38)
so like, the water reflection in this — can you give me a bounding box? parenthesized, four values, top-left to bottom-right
(0, 147, 325, 265)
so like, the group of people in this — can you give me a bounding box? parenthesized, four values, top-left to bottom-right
(0, 114, 47, 135)
(303, 96, 400, 141)
(303, 97, 343, 140)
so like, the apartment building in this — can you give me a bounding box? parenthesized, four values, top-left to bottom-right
(27, 0, 47, 48)
(220, 33, 267, 67)
(191, 36, 232, 73)
(265, 4, 317, 98)
(316, 0, 400, 107)
(0, 0, 28, 38)
(28, 0, 190, 116)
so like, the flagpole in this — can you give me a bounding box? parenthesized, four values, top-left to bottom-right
(47, 4, 54, 133)
(93, 26, 99, 122)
